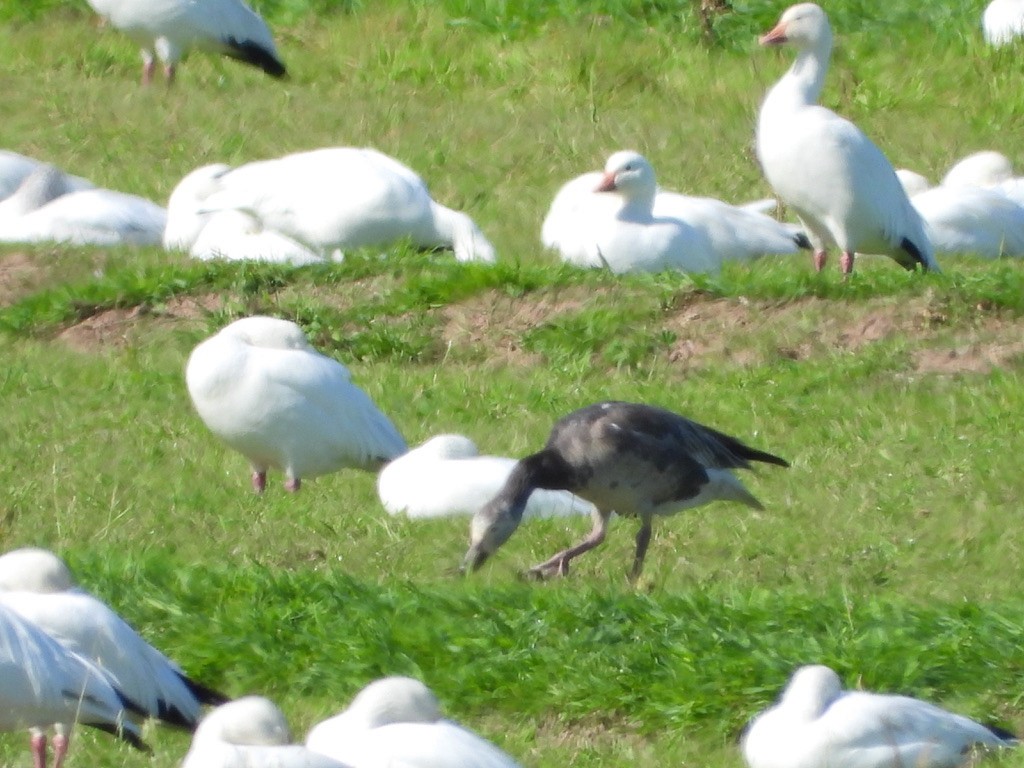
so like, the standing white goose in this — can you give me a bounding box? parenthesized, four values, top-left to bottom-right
(0, 548, 228, 732)
(84, 0, 286, 85)
(756, 3, 938, 275)
(182, 696, 348, 768)
(0, 603, 147, 768)
(377, 434, 596, 520)
(306, 676, 521, 768)
(194, 147, 497, 263)
(186, 316, 408, 493)
(984, 0, 1024, 46)
(462, 401, 788, 581)
(742, 664, 1017, 768)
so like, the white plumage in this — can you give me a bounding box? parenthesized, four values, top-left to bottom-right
(193, 147, 497, 263)
(756, 3, 938, 275)
(543, 151, 718, 274)
(0, 151, 93, 202)
(183, 696, 347, 768)
(306, 676, 521, 768)
(186, 316, 408, 493)
(377, 434, 596, 520)
(0, 548, 227, 731)
(742, 665, 1017, 768)
(0, 603, 146, 768)
(85, 0, 286, 84)
(0, 164, 166, 246)
(942, 151, 1015, 189)
(910, 185, 1024, 258)
(984, 0, 1024, 46)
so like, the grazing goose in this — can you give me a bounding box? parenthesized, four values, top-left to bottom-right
(84, 0, 286, 85)
(984, 0, 1024, 46)
(194, 147, 497, 263)
(182, 696, 348, 768)
(461, 401, 788, 580)
(0, 164, 166, 246)
(0, 604, 147, 768)
(163, 163, 329, 265)
(306, 676, 521, 768)
(756, 3, 938, 275)
(186, 316, 408, 493)
(377, 434, 596, 520)
(0, 548, 228, 733)
(742, 664, 1017, 768)
(542, 152, 719, 274)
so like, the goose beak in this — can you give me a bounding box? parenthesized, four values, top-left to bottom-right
(594, 172, 617, 193)
(759, 22, 788, 45)
(460, 543, 490, 574)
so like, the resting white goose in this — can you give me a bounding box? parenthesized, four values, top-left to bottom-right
(543, 151, 718, 274)
(756, 3, 938, 275)
(462, 401, 788, 581)
(195, 147, 497, 263)
(0, 151, 93, 202)
(942, 151, 1015, 189)
(0, 547, 228, 732)
(984, 0, 1024, 46)
(164, 163, 330, 265)
(0, 603, 147, 768)
(306, 676, 521, 768)
(85, 0, 286, 85)
(186, 316, 408, 493)
(742, 664, 1017, 768)
(0, 164, 166, 246)
(909, 185, 1024, 258)
(377, 434, 596, 520)
(183, 696, 347, 768)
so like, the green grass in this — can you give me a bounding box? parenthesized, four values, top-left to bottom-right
(3, 1, 1024, 766)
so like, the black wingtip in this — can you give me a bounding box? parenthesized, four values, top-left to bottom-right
(224, 37, 288, 78)
(985, 723, 1019, 743)
(899, 236, 932, 271)
(179, 672, 231, 707)
(793, 231, 812, 250)
(85, 722, 151, 753)
(748, 449, 790, 468)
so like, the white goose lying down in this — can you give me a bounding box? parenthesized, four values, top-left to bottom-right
(542, 154, 807, 273)
(306, 676, 522, 768)
(164, 164, 328, 265)
(191, 147, 497, 263)
(0, 164, 167, 246)
(0, 151, 93, 202)
(377, 434, 596, 520)
(742, 664, 1017, 768)
(182, 696, 347, 768)
(186, 316, 408, 493)
(756, 3, 939, 275)
(85, 0, 287, 85)
(0, 603, 148, 768)
(983, 0, 1024, 47)
(0, 547, 228, 732)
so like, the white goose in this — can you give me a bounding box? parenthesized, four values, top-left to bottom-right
(909, 185, 1024, 258)
(377, 434, 596, 520)
(183, 696, 347, 768)
(544, 151, 718, 274)
(756, 3, 938, 275)
(195, 147, 497, 263)
(942, 151, 1015, 189)
(186, 316, 408, 493)
(742, 664, 1017, 768)
(85, 0, 286, 85)
(0, 151, 93, 202)
(0, 164, 166, 246)
(983, 0, 1024, 46)
(0, 603, 147, 768)
(306, 676, 521, 768)
(0, 547, 228, 732)
(164, 163, 329, 265)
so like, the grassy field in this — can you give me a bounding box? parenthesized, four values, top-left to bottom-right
(3, 0, 1024, 766)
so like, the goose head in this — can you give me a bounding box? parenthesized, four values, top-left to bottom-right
(0, 548, 75, 593)
(193, 697, 292, 747)
(779, 665, 843, 721)
(759, 3, 831, 51)
(594, 151, 657, 206)
(344, 677, 443, 728)
(163, 163, 232, 251)
(216, 316, 314, 352)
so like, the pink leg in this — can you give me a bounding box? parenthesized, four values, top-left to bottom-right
(527, 511, 610, 579)
(813, 250, 827, 271)
(252, 471, 267, 493)
(51, 734, 68, 768)
(840, 251, 855, 276)
(284, 476, 301, 493)
(142, 59, 155, 86)
(30, 732, 46, 768)
(165, 63, 176, 86)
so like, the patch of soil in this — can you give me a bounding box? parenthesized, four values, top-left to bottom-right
(0, 253, 46, 306)
(915, 340, 1024, 374)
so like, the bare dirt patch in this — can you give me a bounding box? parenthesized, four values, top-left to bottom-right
(0, 252, 47, 306)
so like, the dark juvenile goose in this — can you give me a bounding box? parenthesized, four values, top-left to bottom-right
(461, 401, 789, 580)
